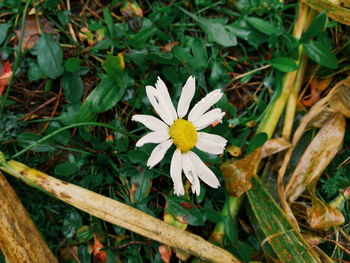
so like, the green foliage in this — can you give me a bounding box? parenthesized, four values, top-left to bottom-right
(30, 34, 64, 79)
(0, 0, 349, 262)
(321, 167, 350, 199)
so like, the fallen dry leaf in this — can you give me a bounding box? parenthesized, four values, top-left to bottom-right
(301, 77, 332, 107)
(285, 113, 345, 202)
(121, 1, 143, 18)
(15, 15, 53, 51)
(302, 0, 350, 25)
(158, 245, 172, 263)
(161, 41, 180, 53)
(93, 235, 107, 263)
(307, 179, 345, 229)
(222, 138, 290, 198)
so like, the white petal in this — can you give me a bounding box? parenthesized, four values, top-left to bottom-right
(170, 149, 184, 196)
(187, 151, 220, 188)
(132, 114, 168, 131)
(196, 132, 227, 155)
(191, 171, 201, 196)
(182, 152, 201, 196)
(188, 89, 223, 122)
(155, 77, 178, 120)
(146, 86, 175, 126)
(177, 76, 196, 118)
(193, 108, 225, 130)
(147, 139, 172, 168)
(136, 131, 170, 147)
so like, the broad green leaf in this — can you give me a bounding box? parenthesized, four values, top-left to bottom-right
(303, 40, 338, 69)
(201, 208, 222, 223)
(192, 38, 208, 69)
(300, 12, 328, 42)
(62, 209, 83, 239)
(180, 8, 237, 47)
(28, 61, 44, 81)
(55, 162, 78, 177)
(128, 149, 149, 163)
(173, 46, 195, 66)
(227, 20, 266, 48)
(130, 170, 152, 203)
(16, 133, 54, 152)
(247, 177, 325, 263)
(103, 9, 117, 38)
(43, 0, 60, 9)
(127, 27, 158, 48)
(246, 132, 268, 154)
(64, 57, 81, 72)
(31, 33, 64, 79)
(0, 23, 11, 45)
(268, 57, 298, 72)
(76, 100, 97, 123)
(61, 72, 83, 103)
(57, 10, 70, 26)
(166, 196, 204, 226)
(88, 74, 127, 113)
(102, 53, 125, 75)
(245, 17, 282, 35)
(78, 245, 91, 263)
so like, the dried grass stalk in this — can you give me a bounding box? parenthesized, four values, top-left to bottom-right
(0, 172, 58, 263)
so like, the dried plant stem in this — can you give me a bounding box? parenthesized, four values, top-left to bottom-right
(282, 53, 309, 138)
(212, 2, 313, 244)
(258, 3, 311, 136)
(0, 159, 240, 263)
(0, 172, 58, 263)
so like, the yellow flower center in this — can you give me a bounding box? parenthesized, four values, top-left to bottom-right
(169, 119, 197, 153)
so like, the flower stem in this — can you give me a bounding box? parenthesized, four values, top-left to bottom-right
(10, 122, 137, 160)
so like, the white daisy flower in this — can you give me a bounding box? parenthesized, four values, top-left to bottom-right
(132, 76, 227, 196)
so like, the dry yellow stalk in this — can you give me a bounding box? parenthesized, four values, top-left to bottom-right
(0, 172, 58, 263)
(0, 160, 240, 263)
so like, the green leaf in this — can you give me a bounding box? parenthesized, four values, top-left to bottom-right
(180, 8, 237, 47)
(55, 162, 78, 177)
(128, 149, 149, 163)
(268, 57, 298, 72)
(173, 46, 195, 66)
(130, 170, 152, 202)
(192, 38, 209, 69)
(28, 61, 44, 81)
(88, 74, 127, 113)
(127, 27, 158, 48)
(31, 33, 64, 79)
(102, 53, 124, 75)
(227, 20, 266, 49)
(246, 132, 268, 154)
(300, 12, 327, 43)
(303, 40, 338, 69)
(245, 17, 282, 35)
(64, 57, 81, 72)
(16, 133, 54, 152)
(78, 245, 91, 263)
(62, 72, 83, 103)
(223, 215, 238, 245)
(103, 9, 117, 38)
(247, 177, 326, 263)
(63, 209, 83, 239)
(0, 23, 11, 45)
(201, 208, 222, 223)
(166, 196, 204, 226)
(57, 10, 71, 26)
(76, 100, 97, 123)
